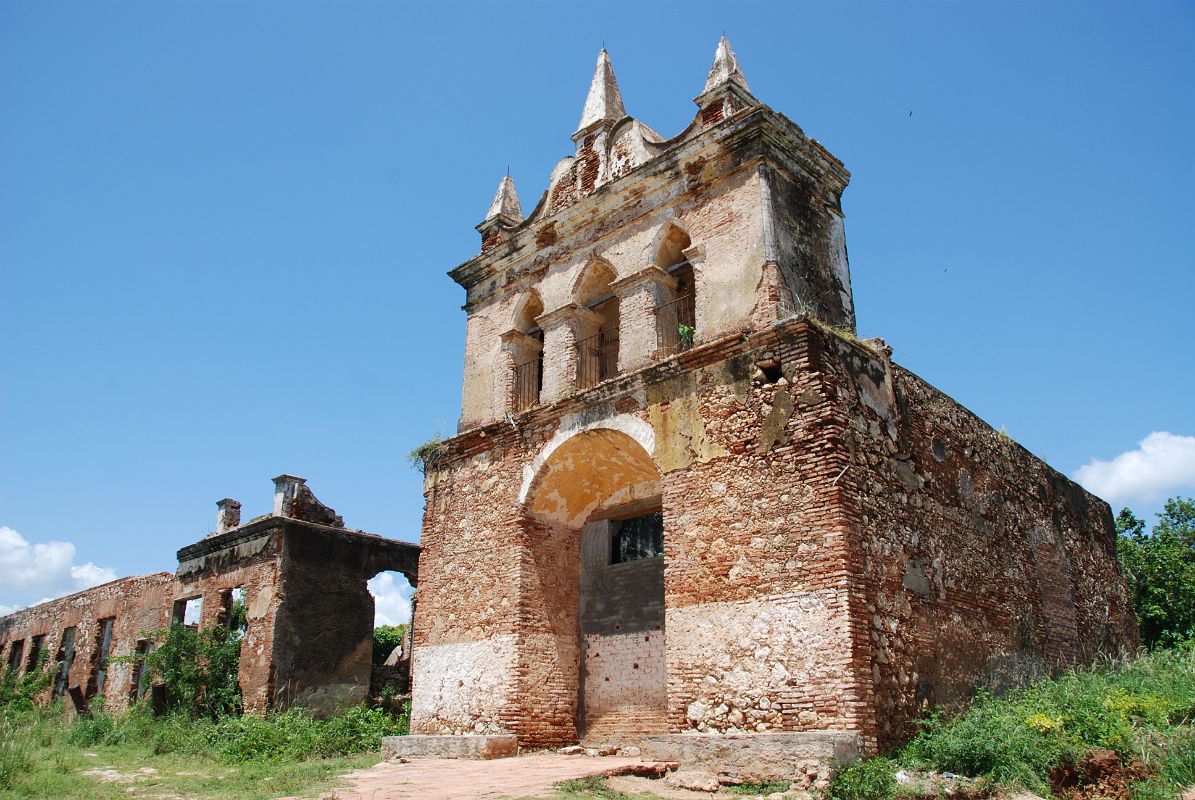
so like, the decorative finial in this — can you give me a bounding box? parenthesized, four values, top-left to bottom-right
(576, 47, 626, 134)
(484, 174, 523, 224)
(702, 34, 751, 95)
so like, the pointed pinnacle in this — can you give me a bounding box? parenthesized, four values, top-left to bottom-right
(484, 175, 523, 223)
(576, 48, 626, 133)
(702, 35, 750, 95)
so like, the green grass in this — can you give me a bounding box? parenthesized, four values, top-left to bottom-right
(0, 703, 407, 799)
(827, 644, 1195, 800)
(550, 776, 670, 799)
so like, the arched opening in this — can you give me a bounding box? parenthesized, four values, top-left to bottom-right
(511, 291, 545, 411)
(654, 225, 696, 354)
(522, 427, 666, 746)
(367, 570, 415, 701)
(574, 262, 619, 388)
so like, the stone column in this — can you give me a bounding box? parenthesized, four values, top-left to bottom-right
(611, 266, 678, 373)
(499, 329, 544, 411)
(682, 244, 709, 338)
(536, 305, 602, 400)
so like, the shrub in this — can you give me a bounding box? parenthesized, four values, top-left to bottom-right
(827, 757, 896, 800)
(0, 656, 53, 713)
(372, 624, 408, 667)
(135, 623, 243, 718)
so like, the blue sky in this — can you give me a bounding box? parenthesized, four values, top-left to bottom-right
(2, 1, 1192, 614)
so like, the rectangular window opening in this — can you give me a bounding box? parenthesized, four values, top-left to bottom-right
(26, 634, 46, 672)
(5, 640, 24, 673)
(611, 511, 664, 564)
(172, 596, 203, 628)
(92, 617, 115, 698)
(128, 639, 153, 704)
(54, 627, 77, 699)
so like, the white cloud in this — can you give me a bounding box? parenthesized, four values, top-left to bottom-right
(0, 526, 117, 608)
(0, 603, 19, 616)
(1074, 431, 1195, 507)
(368, 571, 413, 628)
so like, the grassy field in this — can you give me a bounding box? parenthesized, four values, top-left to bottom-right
(0, 704, 402, 799)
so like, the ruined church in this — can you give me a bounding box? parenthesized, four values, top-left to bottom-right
(1, 38, 1136, 776)
(405, 38, 1137, 760)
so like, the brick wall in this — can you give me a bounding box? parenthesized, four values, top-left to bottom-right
(411, 318, 1136, 753)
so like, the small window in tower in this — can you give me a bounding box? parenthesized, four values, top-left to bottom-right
(611, 511, 664, 564)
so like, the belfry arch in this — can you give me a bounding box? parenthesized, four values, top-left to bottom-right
(520, 427, 667, 746)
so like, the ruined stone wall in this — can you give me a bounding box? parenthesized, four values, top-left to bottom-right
(176, 526, 287, 714)
(412, 447, 526, 736)
(655, 330, 874, 747)
(813, 329, 1138, 749)
(0, 573, 176, 713)
(272, 524, 417, 716)
(414, 320, 878, 749)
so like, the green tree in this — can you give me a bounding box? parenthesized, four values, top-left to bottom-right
(1117, 497, 1195, 648)
(372, 624, 408, 667)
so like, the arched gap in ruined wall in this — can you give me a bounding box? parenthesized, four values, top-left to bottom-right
(367, 569, 414, 699)
(520, 427, 667, 747)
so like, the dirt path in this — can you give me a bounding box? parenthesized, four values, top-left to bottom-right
(299, 753, 652, 800)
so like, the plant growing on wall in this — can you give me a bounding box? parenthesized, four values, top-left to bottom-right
(407, 434, 444, 475)
(677, 323, 695, 348)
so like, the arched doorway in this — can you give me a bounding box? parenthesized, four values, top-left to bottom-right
(522, 425, 667, 746)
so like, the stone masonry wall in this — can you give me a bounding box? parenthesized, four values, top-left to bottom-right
(413, 318, 1135, 753)
(814, 329, 1138, 749)
(0, 573, 176, 713)
(176, 526, 286, 714)
(413, 320, 878, 748)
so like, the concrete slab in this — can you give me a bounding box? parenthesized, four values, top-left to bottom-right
(640, 731, 861, 785)
(382, 733, 518, 760)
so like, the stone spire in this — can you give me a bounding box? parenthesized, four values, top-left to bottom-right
(702, 35, 751, 95)
(484, 175, 523, 224)
(575, 48, 626, 134)
(695, 35, 757, 124)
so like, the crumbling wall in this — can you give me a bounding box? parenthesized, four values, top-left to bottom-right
(413, 321, 877, 749)
(0, 573, 176, 713)
(812, 328, 1138, 749)
(175, 525, 287, 714)
(271, 522, 417, 717)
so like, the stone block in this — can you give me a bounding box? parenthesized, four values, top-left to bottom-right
(381, 734, 519, 761)
(640, 732, 860, 782)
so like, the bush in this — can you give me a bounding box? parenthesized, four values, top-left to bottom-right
(0, 656, 53, 713)
(827, 757, 896, 800)
(134, 623, 243, 718)
(372, 624, 408, 667)
(900, 644, 1195, 795)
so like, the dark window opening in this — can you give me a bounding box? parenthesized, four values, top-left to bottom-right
(91, 617, 115, 698)
(54, 627, 77, 699)
(128, 639, 153, 704)
(611, 511, 664, 564)
(5, 640, 24, 673)
(26, 634, 46, 672)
